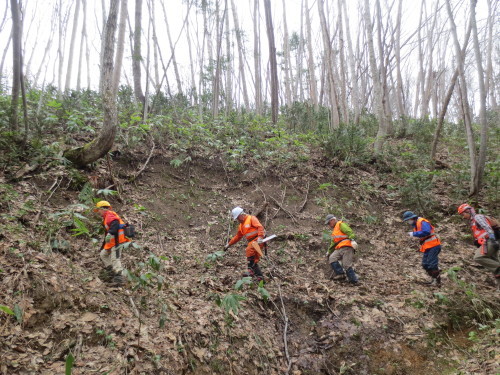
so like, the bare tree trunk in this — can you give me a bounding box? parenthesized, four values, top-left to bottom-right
(64, 0, 80, 92)
(414, 1, 425, 118)
(392, 0, 406, 127)
(1, 30, 12, 90)
(10, 0, 21, 131)
(212, 0, 225, 118)
(430, 22, 472, 160)
(148, 0, 159, 91)
(445, 0, 477, 195)
(64, 0, 122, 167)
(470, 0, 488, 194)
(76, 0, 87, 91)
(485, 0, 497, 110)
(337, 0, 349, 124)
(112, 0, 127, 95)
(133, 0, 145, 105)
(318, 0, 340, 129)
(253, 0, 263, 115)
(305, 0, 318, 110)
(185, 5, 197, 106)
(263, 0, 278, 124)
(159, 0, 183, 96)
(364, 0, 386, 153)
(297, 0, 305, 102)
(281, 0, 292, 107)
(230, 0, 249, 110)
(224, 0, 232, 115)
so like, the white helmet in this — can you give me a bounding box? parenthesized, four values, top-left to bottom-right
(231, 206, 244, 220)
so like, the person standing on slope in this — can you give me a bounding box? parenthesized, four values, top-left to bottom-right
(402, 211, 442, 286)
(457, 204, 500, 289)
(94, 200, 130, 286)
(325, 214, 359, 285)
(224, 206, 265, 282)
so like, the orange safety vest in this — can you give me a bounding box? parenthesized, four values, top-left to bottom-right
(470, 216, 492, 242)
(239, 215, 264, 243)
(331, 220, 353, 250)
(103, 210, 130, 250)
(415, 217, 441, 253)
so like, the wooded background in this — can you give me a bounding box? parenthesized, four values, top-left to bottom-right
(1, 0, 498, 194)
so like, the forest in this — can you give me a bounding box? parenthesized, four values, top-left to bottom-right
(0, 0, 499, 374)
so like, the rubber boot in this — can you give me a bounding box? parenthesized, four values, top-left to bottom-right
(346, 267, 359, 284)
(242, 269, 255, 278)
(428, 270, 441, 287)
(330, 261, 345, 280)
(111, 272, 124, 286)
(252, 264, 264, 282)
(99, 266, 114, 282)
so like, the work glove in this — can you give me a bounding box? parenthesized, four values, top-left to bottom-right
(257, 237, 263, 244)
(105, 234, 113, 243)
(407, 232, 414, 237)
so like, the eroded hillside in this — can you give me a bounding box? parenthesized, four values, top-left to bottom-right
(1, 148, 498, 375)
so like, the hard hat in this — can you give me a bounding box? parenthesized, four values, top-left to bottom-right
(231, 206, 244, 220)
(96, 201, 111, 208)
(324, 214, 337, 224)
(402, 211, 418, 221)
(457, 203, 472, 214)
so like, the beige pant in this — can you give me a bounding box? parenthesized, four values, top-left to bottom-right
(100, 247, 123, 274)
(474, 240, 500, 276)
(328, 246, 355, 269)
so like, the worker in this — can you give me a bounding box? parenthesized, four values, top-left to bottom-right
(457, 204, 500, 289)
(94, 201, 130, 286)
(402, 211, 442, 286)
(224, 207, 265, 282)
(325, 214, 359, 285)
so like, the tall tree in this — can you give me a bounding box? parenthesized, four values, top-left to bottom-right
(9, 0, 21, 131)
(318, 0, 340, 129)
(263, 0, 278, 123)
(132, 0, 145, 105)
(445, 0, 477, 195)
(230, 0, 249, 110)
(112, 0, 127, 95)
(305, 0, 318, 110)
(64, 0, 123, 166)
(364, 0, 387, 154)
(281, 0, 292, 106)
(64, 0, 80, 92)
(253, 0, 263, 115)
(470, 0, 488, 193)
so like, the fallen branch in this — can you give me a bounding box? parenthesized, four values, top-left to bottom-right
(297, 181, 310, 213)
(270, 194, 298, 224)
(277, 282, 292, 374)
(130, 140, 155, 182)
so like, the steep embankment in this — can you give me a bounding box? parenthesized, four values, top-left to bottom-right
(0, 149, 498, 375)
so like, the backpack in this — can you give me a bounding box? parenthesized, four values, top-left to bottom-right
(486, 216, 500, 239)
(120, 223, 136, 238)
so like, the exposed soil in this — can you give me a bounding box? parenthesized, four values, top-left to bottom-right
(0, 149, 498, 375)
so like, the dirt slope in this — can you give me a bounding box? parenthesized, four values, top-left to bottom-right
(0, 150, 498, 375)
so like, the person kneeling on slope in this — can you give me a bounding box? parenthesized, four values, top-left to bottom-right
(457, 204, 500, 289)
(325, 214, 359, 285)
(402, 211, 442, 286)
(224, 206, 265, 282)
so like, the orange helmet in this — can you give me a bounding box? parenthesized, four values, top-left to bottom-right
(457, 203, 472, 214)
